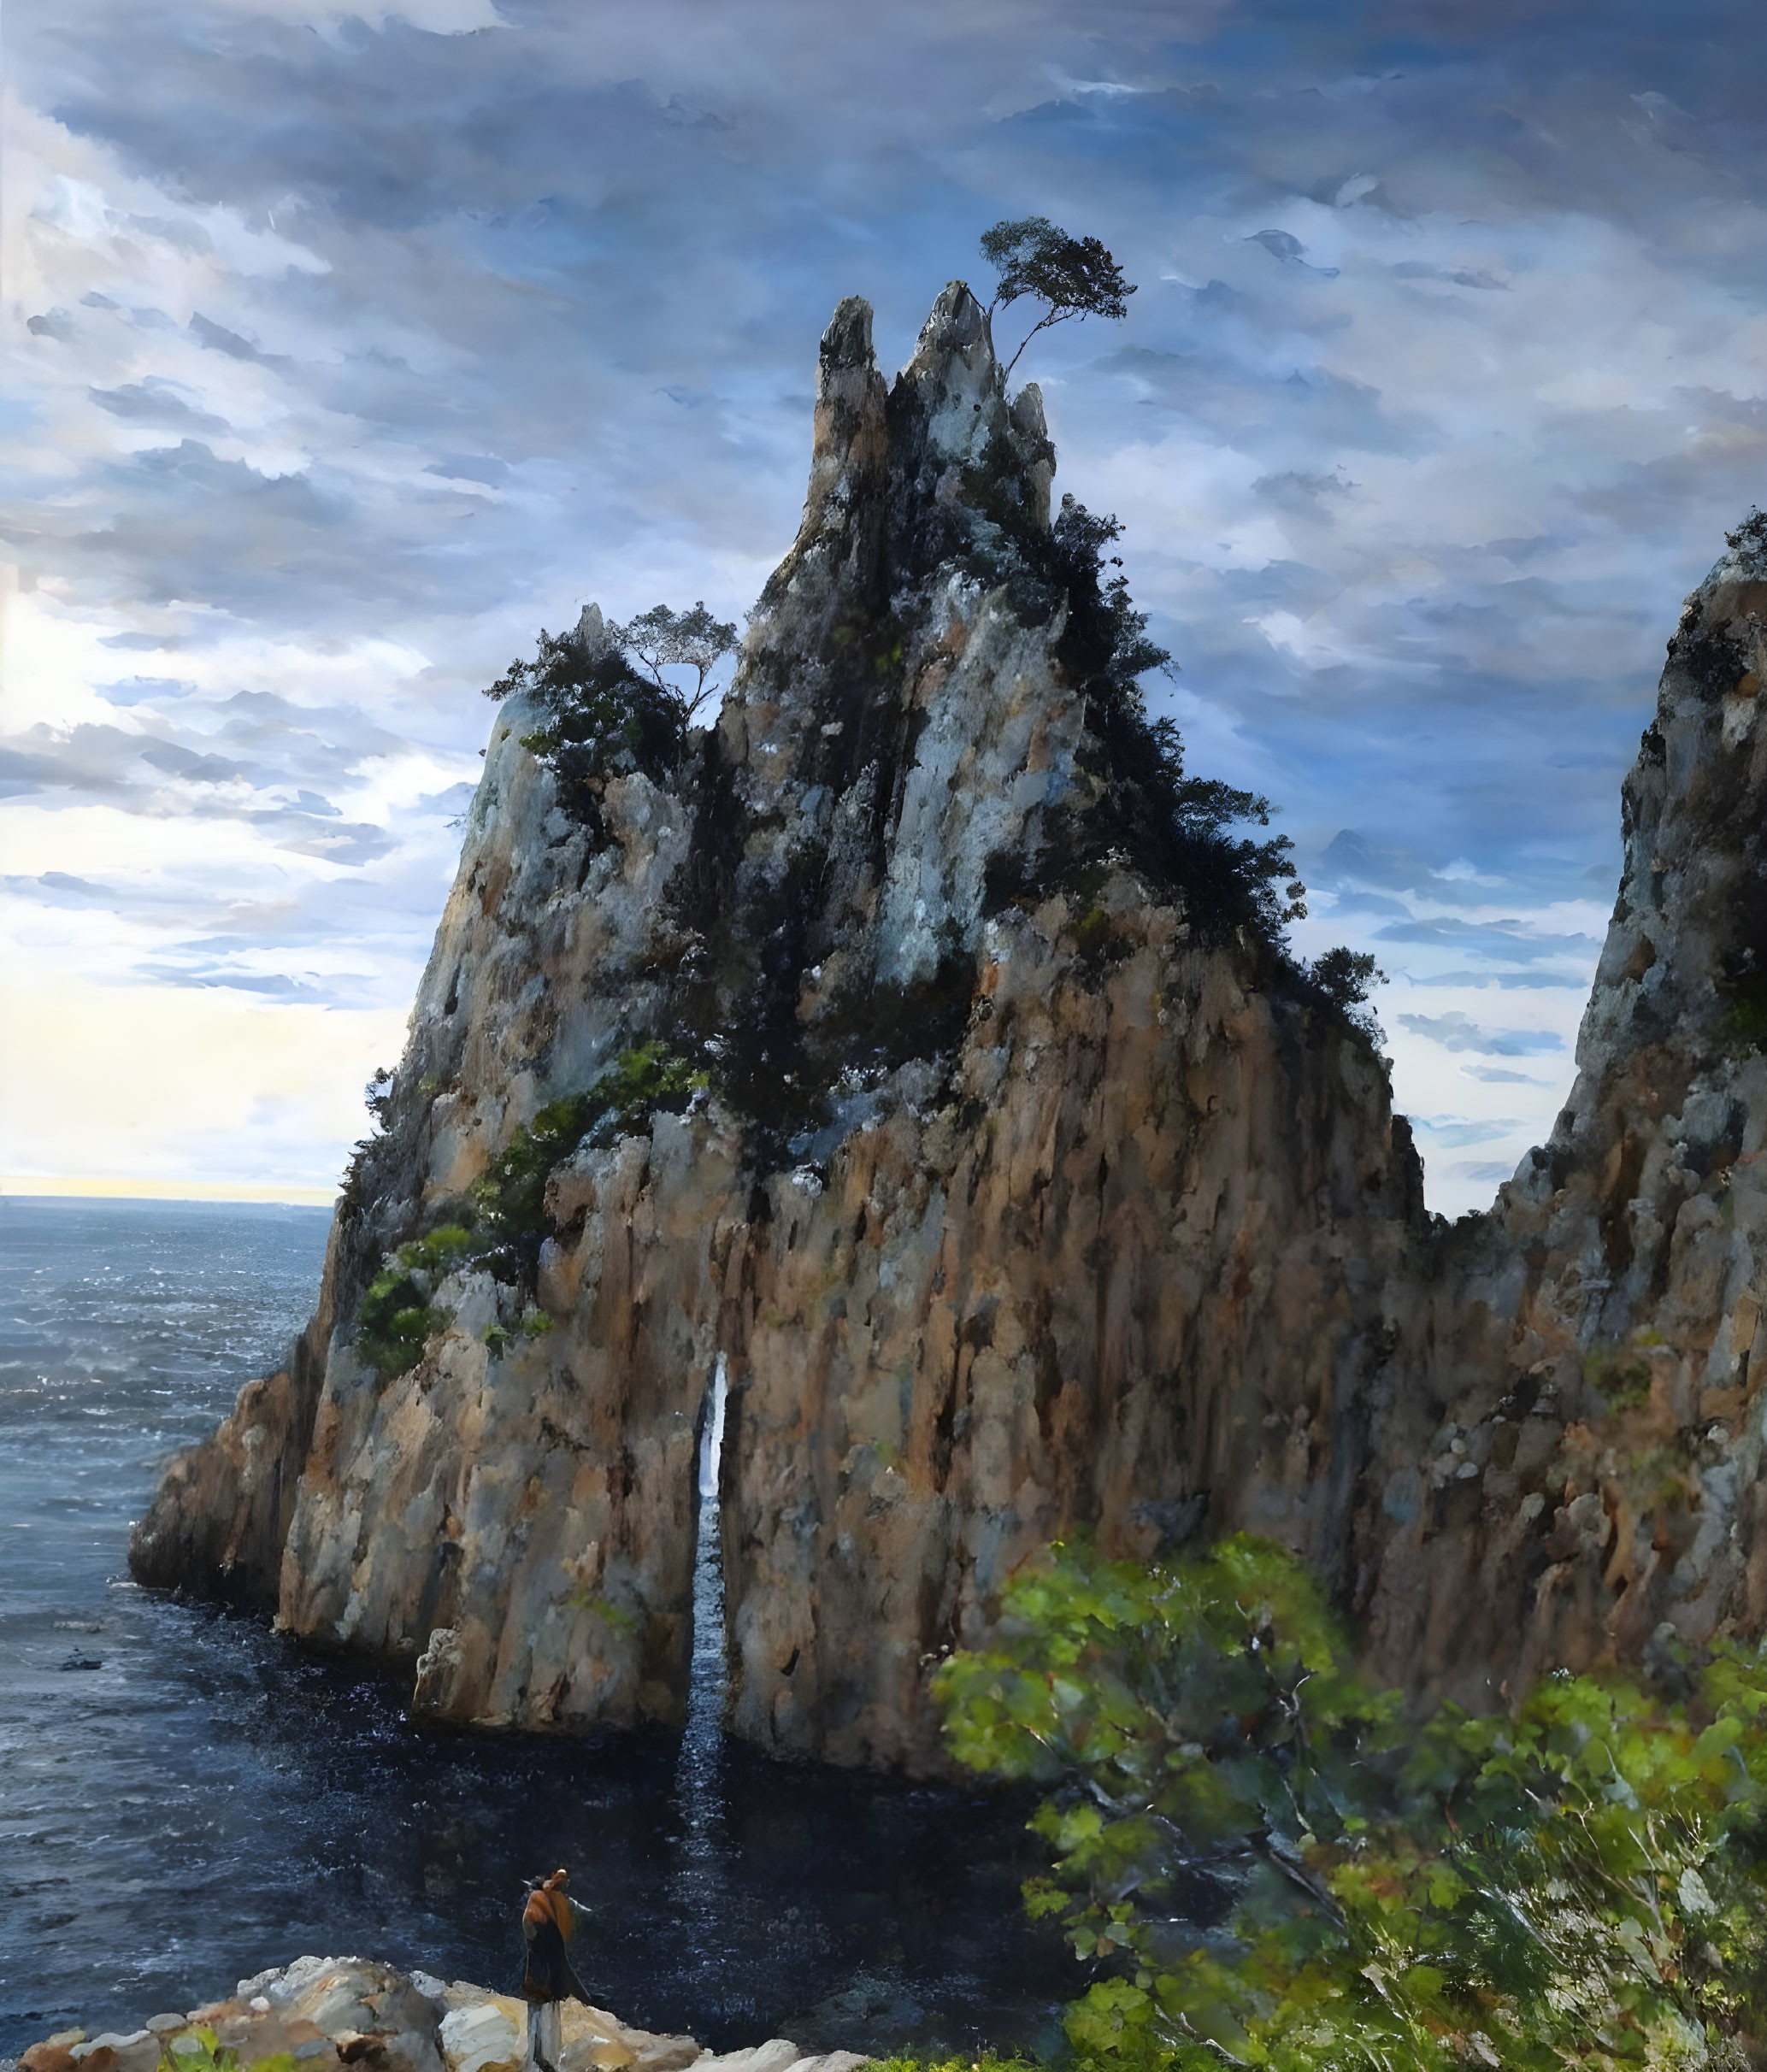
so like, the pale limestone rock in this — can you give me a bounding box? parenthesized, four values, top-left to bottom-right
(70, 2035, 158, 2072)
(686, 2046, 800, 2072)
(24, 1964, 717, 2072)
(438, 2001, 525, 2072)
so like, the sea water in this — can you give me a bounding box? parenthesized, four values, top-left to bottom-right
(0, 1198, 1060, 2058)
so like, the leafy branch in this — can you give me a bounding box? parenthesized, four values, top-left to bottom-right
(612, 600, 739, 724)
(935, 1534, 1767, 2071)
(483, 602, 737, 839)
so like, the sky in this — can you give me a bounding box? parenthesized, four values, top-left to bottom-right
(2, 2, 1764, 1216)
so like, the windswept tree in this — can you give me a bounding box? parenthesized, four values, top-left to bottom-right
(980, 215, 1137, 378)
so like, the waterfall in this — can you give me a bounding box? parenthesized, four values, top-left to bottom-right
(676, 1354, 729, 1862)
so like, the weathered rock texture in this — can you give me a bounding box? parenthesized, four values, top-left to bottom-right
(15, 1955, 863, 2072)
(130, 284, 1767, 1764)
(1352, 516, 1767, 1705)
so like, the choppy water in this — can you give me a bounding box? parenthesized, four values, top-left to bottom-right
(0, 1198, 1063, 2059)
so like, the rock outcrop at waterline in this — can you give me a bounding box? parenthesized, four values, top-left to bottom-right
(13, 1954, 865, 2072)
(130, 284, 1767, 1762)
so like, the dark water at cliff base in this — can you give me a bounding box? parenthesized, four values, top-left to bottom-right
(0, 1198, 1065, 2060)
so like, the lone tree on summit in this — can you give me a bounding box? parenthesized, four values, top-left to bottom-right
(980, 216, 1136, 378)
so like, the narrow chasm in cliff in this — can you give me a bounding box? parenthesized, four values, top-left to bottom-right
(687, 1353, 731, 1745)
(672, 1352, 733, 1981)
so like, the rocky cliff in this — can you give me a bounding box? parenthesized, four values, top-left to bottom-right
(1353, 512, 1767, 1705)
(130, 286, 1767, 1765)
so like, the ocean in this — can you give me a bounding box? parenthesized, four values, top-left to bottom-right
(0, 1198, 1059, 2060)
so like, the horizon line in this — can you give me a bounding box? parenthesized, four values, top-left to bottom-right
(0, 1174, 339, 1208)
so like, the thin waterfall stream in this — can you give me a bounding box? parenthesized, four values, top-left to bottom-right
(677, 1354, 730, 1857)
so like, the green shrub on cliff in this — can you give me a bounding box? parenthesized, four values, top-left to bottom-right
(1583, 1341, 1655, 1411)
(471, 1039, 704, 1249)
(351, 1045, 703, 1374)
(934, 1536, 1767, 2071)
(356, 1223, 476, 1377)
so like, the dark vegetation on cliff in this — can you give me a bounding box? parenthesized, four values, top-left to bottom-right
(449, 476, 1375, 1193)
(363, 484, 1362, 1345)
(346, 1040, 706, 1372)
(937, 1536, 1767, 2072)
(469, 1041, 704, 1264)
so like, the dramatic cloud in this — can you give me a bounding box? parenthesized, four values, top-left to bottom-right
(3, 0, 1764, 1208)
(1398, 1012, 1566, 1057)
(1415, 1116, 1526, 1151)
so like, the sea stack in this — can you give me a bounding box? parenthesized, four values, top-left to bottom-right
(133, 290, 1767, 1767)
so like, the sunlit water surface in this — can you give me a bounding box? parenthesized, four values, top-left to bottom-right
(0, 1198, 1062, 2059)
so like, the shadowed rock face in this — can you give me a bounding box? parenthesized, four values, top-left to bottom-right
(1354, 518, 1767, 1704)
(129, 291, 1767, 1767)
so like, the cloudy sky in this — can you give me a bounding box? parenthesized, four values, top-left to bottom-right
(2, 0, 1764, 1213)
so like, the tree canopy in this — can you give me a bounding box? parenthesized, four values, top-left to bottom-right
(483, 601, 737, 840)
(980, 215, 1137, 377)
(935, 1535, 1767, 2072)
(612, 600, 738, 721)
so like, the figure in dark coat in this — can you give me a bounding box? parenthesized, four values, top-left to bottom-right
(522, 1868, 590, 2072)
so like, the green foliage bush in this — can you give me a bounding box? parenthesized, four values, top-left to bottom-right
(352, 1045, 701, 1374)
(356, 1222, 477, 1378)
(872, 2055, 1037, 2072)
(935, 1536, 1767, 2071)
(470, 1039, 703, 1249)
(1584, 1343, 1657, 1412)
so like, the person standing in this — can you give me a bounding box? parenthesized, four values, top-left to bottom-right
(521, 1868, 591, 2072)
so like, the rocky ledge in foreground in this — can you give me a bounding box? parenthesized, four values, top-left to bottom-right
(10, 1958, 868, 2072)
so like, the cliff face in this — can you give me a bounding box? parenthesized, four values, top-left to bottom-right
(1354, 520, 1767, 1704)
(130, 290, 1767, 1765)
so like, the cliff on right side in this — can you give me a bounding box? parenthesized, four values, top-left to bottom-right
(1358, 511, 1767, 1705)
